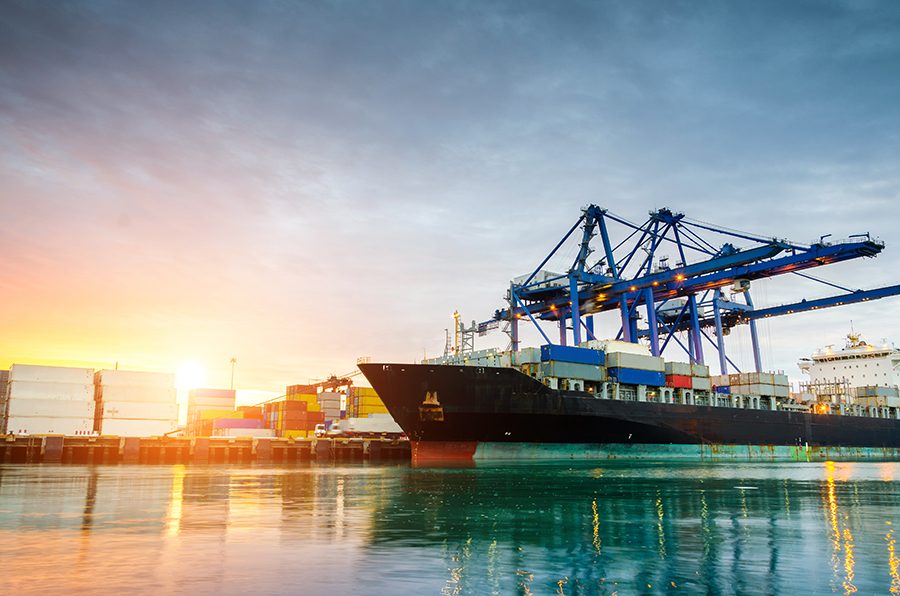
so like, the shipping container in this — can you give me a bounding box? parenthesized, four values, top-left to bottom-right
(198, 408, 238, 421)
(358, 396, 385, 407)
(5, 415, 95, 435)
(99, 400, 179, 420)
(95, 369, 175, 388)
(714, 385, 731, 394)
(539, 361, 606, 381)
(691, 377, 712, 391)
(665, 375, 692, 389)
(773, 374, 790, 387)
(6, 397, 96, 418)
(9, 364, 94, 385)
(96, 385, 177, 404)
(99, 418, 177, 437)
(605, 353, 665, 372)
(512, 347, 541, 365)
(664, 362, 693, 376)
(608, 367, 666, 387)
(540, 344, 605, 365)
(690, 364, 710, 377)
(7, 381, 94, 402)
(237, 406, 263, 419)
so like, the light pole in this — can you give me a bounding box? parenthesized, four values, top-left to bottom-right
(230, 357, 237, 390)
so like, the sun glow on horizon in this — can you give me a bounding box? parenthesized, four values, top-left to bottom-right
(176, 361, 206, 391)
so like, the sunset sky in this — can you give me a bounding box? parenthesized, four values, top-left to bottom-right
(2, 1, 899, 400)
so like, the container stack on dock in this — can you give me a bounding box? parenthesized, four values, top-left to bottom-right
(187, 388, 236, 436)
(211, 406, 273, 438)
(2, 364, 96, 435)
(94, 369, 178, 436)
(348, 386, 390, 418)
(318, 391, 342, 420)
(265, 386, 327, 438)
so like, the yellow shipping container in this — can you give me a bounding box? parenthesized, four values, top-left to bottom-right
(200, 408, 239, 420)
(282, 429, 308, 439)
(354, 387, 379, 397)
(360, 407, 389, 415)
(359, 396, 384, 407)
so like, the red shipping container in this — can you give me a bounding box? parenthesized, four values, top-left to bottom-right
(665, 375, 692, 389)
(238, 406, 264, 419)
(283, 401, 308, 412)
(308, 411, 325, 424)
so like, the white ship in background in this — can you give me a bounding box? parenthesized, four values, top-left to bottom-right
(798, 332, 900, 406)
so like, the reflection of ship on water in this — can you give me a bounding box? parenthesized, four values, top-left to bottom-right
(362, 465, 900, 594)
(3, 464, 900, 593)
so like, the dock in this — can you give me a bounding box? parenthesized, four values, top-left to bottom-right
(0, 435, 411, 465)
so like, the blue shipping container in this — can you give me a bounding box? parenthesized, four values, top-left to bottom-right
(540, 344, 605, 365)
(608, 367, 666, 387)
(715, 385, 731, 394)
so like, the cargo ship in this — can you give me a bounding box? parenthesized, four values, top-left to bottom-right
(358, 341, 900, 463)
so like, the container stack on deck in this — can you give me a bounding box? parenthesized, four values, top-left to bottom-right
(187, 388, 236, 436)
(94, 370, 178, 436)
(711, 372, 790, 398)
(2, 364, 96, 435)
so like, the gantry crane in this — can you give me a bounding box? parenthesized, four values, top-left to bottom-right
(482, 206, 900, 375)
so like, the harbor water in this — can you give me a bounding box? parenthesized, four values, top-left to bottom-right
(3, 461, 900, 594)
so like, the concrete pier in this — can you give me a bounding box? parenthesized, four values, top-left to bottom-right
(0, 435, 411, 465)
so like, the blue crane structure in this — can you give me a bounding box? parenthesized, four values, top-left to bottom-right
(481, 206, 900, 375)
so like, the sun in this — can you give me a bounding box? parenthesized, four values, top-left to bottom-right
(176, 361, 206, 391)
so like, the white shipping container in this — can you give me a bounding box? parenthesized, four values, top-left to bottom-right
(513, 347, 542, 365)
(748, 383, 776, 396)
(97, 385, 177, 404)
(594, 340, 650, 356)
(665, 362, 693, 376)
(691, 364, 710, 377)
(95, 369, 175, 388)
(99, 418, 177, 437)
(5, 415, 95, 435)
(774, 385, 790, 398)
(8, 381, 94, 402)
(100, 400, 179, 420)
(691, 377, 712, 391)
(7, 398, 96, 418)
(606, 352, 665, 372)
(773, 374, 789, 387)
(9, 364, 94, 385)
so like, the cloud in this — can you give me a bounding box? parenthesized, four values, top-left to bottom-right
(1, 0, 899, 389)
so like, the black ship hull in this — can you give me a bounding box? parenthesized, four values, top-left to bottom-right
(359, 363, 900, 463)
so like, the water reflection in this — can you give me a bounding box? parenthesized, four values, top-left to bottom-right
(0, 462, 899, 594)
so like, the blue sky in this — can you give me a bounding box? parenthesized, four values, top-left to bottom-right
(1, 0, 899, 393)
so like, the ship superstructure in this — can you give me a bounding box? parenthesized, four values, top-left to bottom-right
(798, 333, 900, 407)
